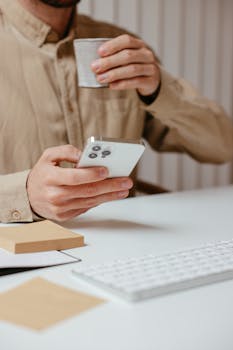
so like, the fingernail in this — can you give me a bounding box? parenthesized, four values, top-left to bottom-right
(121, 180, 132, 189)
(118, 190, 129, 198)
(98, 74, 108, 82)
(91, 61, 100, 72)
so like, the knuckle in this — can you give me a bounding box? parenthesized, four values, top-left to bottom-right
(131, 64, 139, 74)
(46, 189, 62, 205)
(108, 71, 115, 81)
(50, 205, 62, 218)
(124, 49, 133, 60)
(46, 191, 53, 203)
(124, 34, 133, 45)
(62, 144, 79, 159)
(102, 57, 111, 70)
(85, 183, 97, 197)
(138, 39, 146, 47)
(142, 47, 151, 59)
(147, 49, 155, 61)
(51, 207, 70, 222)
(42, 147, 53, 160)
(64, 144, 77, 153)
(67, 172, 77, 185)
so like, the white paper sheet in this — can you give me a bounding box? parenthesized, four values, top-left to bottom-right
(0, 248, 79, 268)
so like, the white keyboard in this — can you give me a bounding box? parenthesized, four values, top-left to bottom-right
(72, 239, 233, 302)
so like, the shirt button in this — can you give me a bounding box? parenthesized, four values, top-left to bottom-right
(11, 210, 22, 221)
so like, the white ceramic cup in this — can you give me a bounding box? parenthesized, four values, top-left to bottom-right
(73, 38, 110, 88)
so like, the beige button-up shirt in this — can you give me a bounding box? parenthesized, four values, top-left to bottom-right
(0, 0, 232, 223)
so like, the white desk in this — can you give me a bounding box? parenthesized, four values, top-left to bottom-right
(0, 186, 233, 350)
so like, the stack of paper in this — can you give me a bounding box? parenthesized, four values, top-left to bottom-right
(0, 248, 79, 269)
(0, 220, 84, 271)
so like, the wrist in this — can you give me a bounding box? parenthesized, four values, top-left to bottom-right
(138, 80, 162, 105)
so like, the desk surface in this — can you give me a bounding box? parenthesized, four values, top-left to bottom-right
(0, 186, 233, 350)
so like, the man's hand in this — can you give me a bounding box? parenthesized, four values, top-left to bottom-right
(27, 145, 133, 222)
(91, 34, 160, 96)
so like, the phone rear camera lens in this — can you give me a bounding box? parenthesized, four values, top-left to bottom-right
(102, 150, 111, 156)
(89, 153, 98, 159)
(92, 145, 101, 151)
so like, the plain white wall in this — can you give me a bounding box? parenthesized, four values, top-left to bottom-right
(79, 0, 233, 191)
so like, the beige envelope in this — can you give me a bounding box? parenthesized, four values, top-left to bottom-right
(0, 277, 105, 330)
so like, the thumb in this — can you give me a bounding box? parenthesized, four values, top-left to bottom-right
(41, 145, 81, 165)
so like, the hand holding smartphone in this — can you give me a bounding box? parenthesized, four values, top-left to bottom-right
(78, 137, 145, 178)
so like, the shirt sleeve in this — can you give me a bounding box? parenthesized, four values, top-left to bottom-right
(0, 170, 34, 223)
(140, 67, 233, 164)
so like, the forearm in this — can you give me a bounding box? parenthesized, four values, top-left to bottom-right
(141, 67, 233, 164)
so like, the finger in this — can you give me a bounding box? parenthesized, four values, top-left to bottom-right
(58, 177, 133, 201)
(45, 166, 109, 186)
(54, 208, 89, 222)
(96, 64, 157, 85)
(98, 34, 145, 57)
(110, 76, 157, 94)
(57, 190, 130, 212)
(41, 145, 81, 165)
(92, 47, 155, 73)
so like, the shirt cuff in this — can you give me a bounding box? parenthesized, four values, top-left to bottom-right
(0, 170, 34, 223)
(139, 66, 177, 117)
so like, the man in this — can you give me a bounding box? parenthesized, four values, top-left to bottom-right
(0, 0, 232, 223)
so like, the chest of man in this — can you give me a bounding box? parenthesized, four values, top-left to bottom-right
(0, 34, 145, 174)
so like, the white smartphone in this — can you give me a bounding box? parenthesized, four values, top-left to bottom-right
(78, 136, 145, 178)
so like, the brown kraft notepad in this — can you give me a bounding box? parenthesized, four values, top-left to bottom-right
(0, 220, 84, 254)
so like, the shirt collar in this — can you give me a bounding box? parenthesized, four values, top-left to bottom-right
(0, 0, 77, 47)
